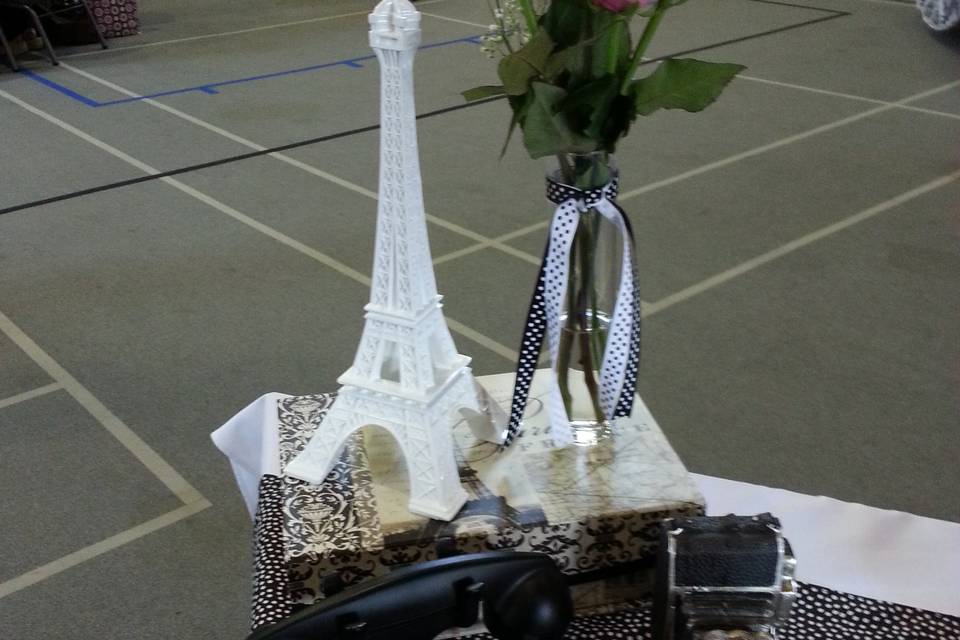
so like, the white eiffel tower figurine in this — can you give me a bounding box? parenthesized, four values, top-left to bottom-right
(285, 0, 506, 521)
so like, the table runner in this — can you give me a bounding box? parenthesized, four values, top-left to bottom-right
(250, 475, 960, 638)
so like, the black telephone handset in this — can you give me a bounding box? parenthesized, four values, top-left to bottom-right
(247, 551, 573, 640)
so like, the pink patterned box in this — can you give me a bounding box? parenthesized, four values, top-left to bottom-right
(89, 0, 139, 38)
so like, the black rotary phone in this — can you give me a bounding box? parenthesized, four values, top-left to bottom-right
(247, 551, 574, 640)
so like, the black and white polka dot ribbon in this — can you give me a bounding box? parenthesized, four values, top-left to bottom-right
(504, 177, 640, 447)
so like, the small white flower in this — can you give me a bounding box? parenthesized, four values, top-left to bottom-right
(476, 0, 532, 59)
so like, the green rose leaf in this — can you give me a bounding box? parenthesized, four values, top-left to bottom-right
(631, 58, 746, 115)
(498, 28, 555, 96)
(462, 85, 507, 102)
(500, 93, 531, 158)
(543, 0, 592, 48)
(591, 14, 631, 77)
(544, 15, 631, 85)
(544, 47, 577, 82)
(561, 74, 620, 140)
(500, 109, 521, 158)
(521, 82, 595, 158)
(600, 93, 636, 150)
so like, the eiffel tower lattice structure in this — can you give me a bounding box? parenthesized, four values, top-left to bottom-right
(285, 0, 504, 521)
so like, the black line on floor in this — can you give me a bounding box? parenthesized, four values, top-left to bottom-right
(0, 7, 850, 217)
(644, 12, 849, 64)
(0, 96, 504, 216)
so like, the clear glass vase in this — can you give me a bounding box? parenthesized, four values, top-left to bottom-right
(545, 152, 623, 446)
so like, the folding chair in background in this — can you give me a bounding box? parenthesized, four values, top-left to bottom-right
(0, 0, 107, 70)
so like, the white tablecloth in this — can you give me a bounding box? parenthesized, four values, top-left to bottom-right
(213, 392, 960, 617)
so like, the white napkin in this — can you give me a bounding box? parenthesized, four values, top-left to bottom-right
(210, 392, 289, 517)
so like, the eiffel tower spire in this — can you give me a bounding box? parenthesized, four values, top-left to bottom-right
(341, 0, 460, 393)
(285, 0, 505, 521)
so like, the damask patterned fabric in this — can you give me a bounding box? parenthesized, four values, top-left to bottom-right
(252, 392, 960, 637)
(270, 393, 703, 608)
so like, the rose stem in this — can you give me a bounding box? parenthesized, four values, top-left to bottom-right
(577, 216, 605, 423)
(554, 153, 578, 416)
(619, 0, 668, 96)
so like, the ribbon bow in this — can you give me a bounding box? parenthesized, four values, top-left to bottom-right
(504, 176, 641, 447)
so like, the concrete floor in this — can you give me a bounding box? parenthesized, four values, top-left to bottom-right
(0, 0, 958, 637)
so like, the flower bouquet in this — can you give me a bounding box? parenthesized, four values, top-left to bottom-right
(464, 0, 745, 444)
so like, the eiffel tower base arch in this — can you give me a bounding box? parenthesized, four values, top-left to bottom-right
(285, 367, 486, 520)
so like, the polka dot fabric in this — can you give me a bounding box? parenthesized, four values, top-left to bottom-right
(782, 583, 960, 640)
(459, 584, 960, 639)
(504, 239, 550, 448)
(614, 211, 641, 417)
(251, 474, 292, 630)
(541, 188, 588, 443)
(506, 176, 640, 446)
(593, 186, 638, 419)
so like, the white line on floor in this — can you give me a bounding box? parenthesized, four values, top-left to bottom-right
(642, 168, 960, 317)
(432, 242, 492, 265)
(447, 318, 517, 361)
(432, 78, 960, 261)
(0, 499, 212, 600)
(425, 10, 960, 121)
(433, 220, 549, 264)
(26, 66, 960, 363)
(0, 383, 63, 410)
(58, 0, 450, 59)
(618, 79, 960, 201)
(58, 64, 543, 268)
(419, 11, 489, 29)
(857, 0, 914, 6)
(419, 11, 490, 29)
(169, 179, 372, 283)
(175, 182, 521, 358)
(5, 87, 160, 174)
(0, 89, 518, 365)
(737, 74, 960, 121)
(0, 307, 205, 506)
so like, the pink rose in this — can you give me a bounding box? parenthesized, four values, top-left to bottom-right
(592, 0, 655, 12)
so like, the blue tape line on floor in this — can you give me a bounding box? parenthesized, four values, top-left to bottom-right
(19, 69, 101, 107)
(19, 35, 481, 108)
